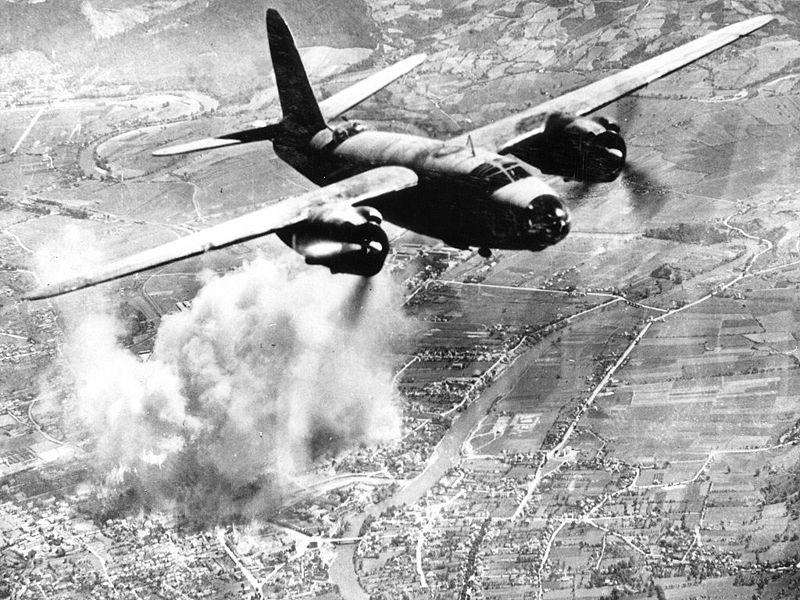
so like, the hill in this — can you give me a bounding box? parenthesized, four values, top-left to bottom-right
(0, 0, 379, 100)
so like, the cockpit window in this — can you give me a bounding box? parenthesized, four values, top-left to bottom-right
(470, 158, 531, 188)
(507, 166, 530, 181)
(470, 163, 509, 188)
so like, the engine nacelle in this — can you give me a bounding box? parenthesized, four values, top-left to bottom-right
(515, 112, 626, 183)
(277, 206, 390, 277)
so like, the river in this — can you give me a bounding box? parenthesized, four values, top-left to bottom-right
(327, 335, 555, 598)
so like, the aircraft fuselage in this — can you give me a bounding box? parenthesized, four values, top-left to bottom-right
(274, 124, 570, 251)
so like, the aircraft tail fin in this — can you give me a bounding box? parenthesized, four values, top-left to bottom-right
(154, 10, 421, 158)
(267, 8, 326, 136)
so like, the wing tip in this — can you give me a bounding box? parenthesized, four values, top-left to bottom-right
(152, 142, 198, 156)
(739, 14, 776, 31)
(151, 147, 177, 157)
(23, 286, 58, 301)
(152, 144, 199, 157)
(23, 275, 98, 301)
(397, 53, 427, 71)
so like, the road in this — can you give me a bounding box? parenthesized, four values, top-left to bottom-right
(2, 225, 36, 255)
(85, 544, 116, 591)
(445, 279, 668, 313)
(535, 519, 567, 598)
(216, 528, 261, 596)
(188, 181, 206, 222)
(10, 106, 46, 155)
(279, 473, 395, 510)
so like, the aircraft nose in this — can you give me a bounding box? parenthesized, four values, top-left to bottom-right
(528, 197, 570, 244)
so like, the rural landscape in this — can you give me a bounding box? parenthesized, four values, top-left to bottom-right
(1, 1, 800, 599)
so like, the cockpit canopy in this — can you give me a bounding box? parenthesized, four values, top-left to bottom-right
(470, 158, 531, 190)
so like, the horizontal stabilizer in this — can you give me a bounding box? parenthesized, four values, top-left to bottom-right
(24, 166, 418, 300)
(319, 53, 427, 121)
(152, 125, 280, 156)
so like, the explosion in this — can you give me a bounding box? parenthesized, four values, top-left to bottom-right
(39, 230, 408, 522)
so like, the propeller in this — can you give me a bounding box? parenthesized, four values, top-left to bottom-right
(565, 94, 671, 221)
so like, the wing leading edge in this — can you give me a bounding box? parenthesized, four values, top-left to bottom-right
(456, 14, 774, 153)
(24, 167, 418, 300)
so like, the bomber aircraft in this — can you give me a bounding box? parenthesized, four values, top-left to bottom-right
(25, 9, 774, 300)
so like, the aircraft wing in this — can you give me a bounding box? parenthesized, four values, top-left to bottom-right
(24, 167, 418, 300)
(455, 15, 774, 153)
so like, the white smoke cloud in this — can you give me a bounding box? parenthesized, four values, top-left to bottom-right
(38, 232, 407, 522)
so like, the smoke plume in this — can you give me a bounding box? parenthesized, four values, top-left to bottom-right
(38, 230, 407, 522)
